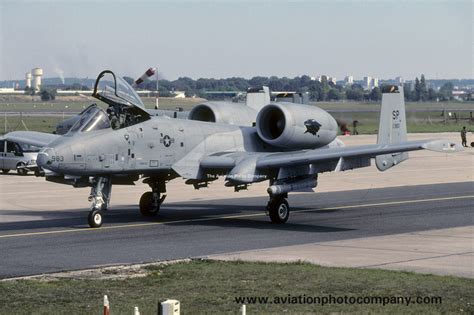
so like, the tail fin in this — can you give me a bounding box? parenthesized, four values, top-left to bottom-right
(246, 86, 271, 111)
(376, 86, 408, 171)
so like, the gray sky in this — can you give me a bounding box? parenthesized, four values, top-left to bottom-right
(1, 0, 472, 81)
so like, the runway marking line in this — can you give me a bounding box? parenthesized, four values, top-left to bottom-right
(0, 195, 472, 239)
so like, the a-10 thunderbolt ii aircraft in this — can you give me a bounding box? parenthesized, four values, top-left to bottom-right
(12, 70, 460, 228)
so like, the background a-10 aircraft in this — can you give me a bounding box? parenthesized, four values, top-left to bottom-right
(6, 70, 462, 228)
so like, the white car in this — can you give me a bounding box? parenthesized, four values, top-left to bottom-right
(0, 138, 40, 175)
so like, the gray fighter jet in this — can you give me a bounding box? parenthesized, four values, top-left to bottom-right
(7, 70, 462, 228)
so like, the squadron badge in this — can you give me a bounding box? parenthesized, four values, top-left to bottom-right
(304, 119, 321, 135)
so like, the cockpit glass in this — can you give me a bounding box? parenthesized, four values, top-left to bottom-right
(81, 110, 110, 132)
(96, 72, 144, 108)
(19, 143, 41, 153)
(67, 106, 110, 134)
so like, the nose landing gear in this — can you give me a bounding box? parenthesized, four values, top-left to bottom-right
(87, 177, 112, 228)
(88, 209, 103, 228)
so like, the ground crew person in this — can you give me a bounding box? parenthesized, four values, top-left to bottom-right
(461, 126, 467, 147)
(352, 120, 359, 135)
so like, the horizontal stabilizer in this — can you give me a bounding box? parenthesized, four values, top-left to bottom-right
(422, 139, 464, 152)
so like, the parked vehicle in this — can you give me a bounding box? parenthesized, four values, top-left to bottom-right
(0, 137, 40, 175)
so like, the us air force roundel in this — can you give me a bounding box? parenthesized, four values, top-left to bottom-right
(160, 135, 175, 147)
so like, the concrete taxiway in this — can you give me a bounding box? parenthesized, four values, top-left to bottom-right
(0, 133, 472, 278)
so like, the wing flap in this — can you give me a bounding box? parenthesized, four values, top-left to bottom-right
(198, 139, 461, 174)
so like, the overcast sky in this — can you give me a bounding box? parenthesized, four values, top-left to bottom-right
(0, 0, 472, 81)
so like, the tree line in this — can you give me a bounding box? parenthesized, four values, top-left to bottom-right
(25, 74, 459, 103)
(127, 74, 457, 102)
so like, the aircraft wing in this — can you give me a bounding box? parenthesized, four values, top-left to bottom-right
(3, 131, 60, 147)
(256, 139, 461, 169)
(201, 139, 462, 174)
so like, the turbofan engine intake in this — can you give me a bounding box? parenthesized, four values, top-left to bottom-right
(188, 102, 257, 126)
(256, 102, 337, 149)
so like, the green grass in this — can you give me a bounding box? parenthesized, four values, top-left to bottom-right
(314, 101, 474, 111)
(1, 98, 471, 136)
(1, 99, 472, 112)
(0, 97, 204, 112)
(0, 116, 67, 135)
(0, 260, 472, 314)
(1, 114, 469, 136)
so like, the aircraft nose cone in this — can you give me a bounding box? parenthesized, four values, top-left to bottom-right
(37, 148, 54, 169)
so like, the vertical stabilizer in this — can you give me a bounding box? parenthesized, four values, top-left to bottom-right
(376, 86, 408, 171)
(246, 86, 271, 111)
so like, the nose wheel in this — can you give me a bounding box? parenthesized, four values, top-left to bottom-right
(267, 195, 290, 224)
(88, 209, 103, 228)
(87, 177, 112, 228)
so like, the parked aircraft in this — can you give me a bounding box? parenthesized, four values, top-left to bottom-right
(6, 70, 461, 227)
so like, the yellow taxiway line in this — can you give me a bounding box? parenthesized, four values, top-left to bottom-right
(0, 195, 472, 239)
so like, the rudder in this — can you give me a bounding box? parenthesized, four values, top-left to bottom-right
(376, 86, 408, 171)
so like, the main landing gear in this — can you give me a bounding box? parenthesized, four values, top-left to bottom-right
(85, 177, 168, 228)
(266, 193, 289, 224)
(87, 177, 112, 228)
(139, 179, 166, 217)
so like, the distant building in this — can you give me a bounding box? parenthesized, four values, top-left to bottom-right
(25, 72, 32, 88)
(0, 88, 23, 95)
(172, 91, 186, 98)
(204, 91, 242, 100)
(363, 76, 372, 90)
(312, 75, 333, 83)
(395, 76, 404, 85)
(32, 68, 43, 91)
(344, 75, 354, 85)
(371, 78, 379, 88)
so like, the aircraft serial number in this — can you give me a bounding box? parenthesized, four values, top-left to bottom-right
(51, 156, 64, 162)
(392, 110, 400, 120)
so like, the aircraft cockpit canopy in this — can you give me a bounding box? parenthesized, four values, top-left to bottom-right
(67, 105, 110, 135)
(93, 71, 145, 109)
(91, 70, 151, 127)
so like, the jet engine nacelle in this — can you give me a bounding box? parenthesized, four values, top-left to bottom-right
(256, 102, 338, 149)
(188, 102, 257, 125)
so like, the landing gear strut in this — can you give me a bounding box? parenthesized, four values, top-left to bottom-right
(266, 193, 289, 224)
(140, 180, 166, 217)
(87, 176, 112, 228)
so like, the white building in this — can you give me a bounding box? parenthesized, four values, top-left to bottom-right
(172, 91, 186, 98)
(32, 68, 43, 91)
(344, 75, 354, 85)
(371, 78, 379, 88)
(363, 76, 372, 90)
(0, 88, 23, 95)
(395, 76, 404, 85)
